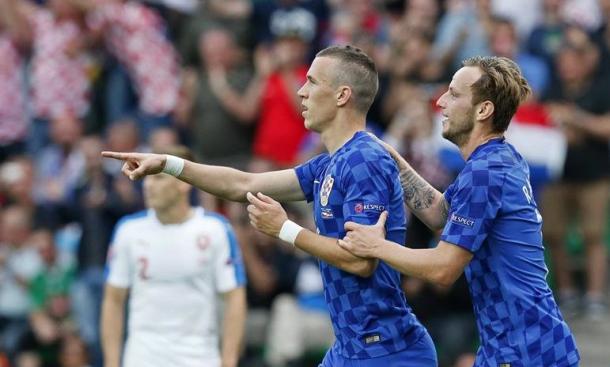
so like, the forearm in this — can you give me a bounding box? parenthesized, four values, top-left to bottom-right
(398, 164, 448, 230)
(179, 161, 253, 201)
(101, 299, 125, 367)
(375, 241, 455, 287)
(221, 288, 246, 367)
(577, 113, 610, 140)
(213, 77, 263, 123)
(179, 162, 303, 202)
(295, 230, 377, 277)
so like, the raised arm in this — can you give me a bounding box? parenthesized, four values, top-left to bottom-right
(101, 151, 305, 202)
(246, 192, 377, 277)
(374, 137, 449, 230)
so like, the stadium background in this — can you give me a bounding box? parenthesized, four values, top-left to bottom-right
(0, 0, 609, 366)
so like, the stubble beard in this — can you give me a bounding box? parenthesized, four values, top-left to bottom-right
(442, 109, 475, 148)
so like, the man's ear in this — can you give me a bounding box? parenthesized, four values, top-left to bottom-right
(336, 86, 352, 107)
(476, 100, 494, 121)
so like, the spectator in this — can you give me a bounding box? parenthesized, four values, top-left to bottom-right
(265, 257, 334, 367)
(67, 134, 141, 361)
(183, 27, 256, 168)
(0, 30, 28, 162)
(58, 334, 90, 367)
(0, 206, 42, 357)
(432, 0, 492, 79)
(253, 10, 313, 168)
(527, 0, 568, 71)
(542, 28, 610, 319)
(0, 0, 92, 155)
(18, 229, 75, 367)
(33, 116, 85, 229)
(87, 0, 180, 138)
(236, 206, 300, 359)
(489, 16, 550, 97)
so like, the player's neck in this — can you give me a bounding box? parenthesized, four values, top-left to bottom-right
(154, 201, 193, 225)
(321, 114, 366, 155)
(460, 129, 504, 160)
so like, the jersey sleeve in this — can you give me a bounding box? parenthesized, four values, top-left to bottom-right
(105, 222, 132, 288)
(440, 165, 504, 253)
(340, 150, 394, 228)
(294, 154, 329, 202)
(212, 218, 247, 294)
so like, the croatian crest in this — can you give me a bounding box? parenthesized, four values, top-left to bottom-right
(320, 175, 334, 206)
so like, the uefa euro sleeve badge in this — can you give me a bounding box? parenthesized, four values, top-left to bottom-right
(320, 175, 334, 207)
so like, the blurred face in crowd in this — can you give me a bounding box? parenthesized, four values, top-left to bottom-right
(436, 66, 481, 146)
(50, 115, 82, 148)
(79, 135, 104, 171)
(297, 57, 341, 132)
(143, 174, 190, 213)
(199, 29, 238, 69)
(148, 128, 179, 153)
(106, 120, 139, 153)
(0, 206, 32, 247)
(556, 31, 599, 85)
(0, 158, 34, 204)
(491, 21, 518, 58)
(32, 230, 56, 266)
(273, 37, 308, 68)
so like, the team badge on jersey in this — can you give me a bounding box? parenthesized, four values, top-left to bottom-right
(320, 175, 334, 206)
(321, 208, 334, 219)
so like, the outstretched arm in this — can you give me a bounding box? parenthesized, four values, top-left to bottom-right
(101, 151, 305, 202)
(246, 192, 378, 277)
(338, 215, 472, 287)
(374, 137, 449, 230)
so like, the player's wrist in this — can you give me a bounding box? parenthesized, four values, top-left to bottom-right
(162, 155, 184, 177)
(278, 219, 303, 246)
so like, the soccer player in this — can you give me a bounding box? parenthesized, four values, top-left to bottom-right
(103, 46, 437, 366)
(337, 56, 581, 366)
(100, 146, 247, 367)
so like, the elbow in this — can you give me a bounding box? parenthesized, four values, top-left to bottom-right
(430, 268, 460, 288)
(350, 259, 378, 278)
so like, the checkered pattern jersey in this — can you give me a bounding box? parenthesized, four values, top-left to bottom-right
(295, 131, 428, 359)
(441, 138, 580, 367)
(88, 2, 180, 116)
(29, 9, 91, 119)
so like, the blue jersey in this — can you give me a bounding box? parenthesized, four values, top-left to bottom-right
(296, 131, 428, 359)
(441, 138, 580, 367)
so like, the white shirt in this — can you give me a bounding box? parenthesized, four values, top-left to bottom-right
(106, 208, 246, 367)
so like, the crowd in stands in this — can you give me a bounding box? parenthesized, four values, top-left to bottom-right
(0, 0, 609, 366)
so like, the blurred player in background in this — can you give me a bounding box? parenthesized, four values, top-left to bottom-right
(100, 146, 246, 367)
(103, 45, 437, 367)
(338, 56, 580, 367)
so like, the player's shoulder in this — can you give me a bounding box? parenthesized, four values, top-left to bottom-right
(193, 207, 234, 231)
(340, 132, 395, 167)
(468, 141, 522, 173)
(114, 210, 152, 232)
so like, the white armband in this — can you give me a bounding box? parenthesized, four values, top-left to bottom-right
(278, 220, 303, 246)
(162, 155, 185, 177)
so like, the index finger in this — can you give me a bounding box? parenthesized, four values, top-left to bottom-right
(101, 151, 135, 160)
